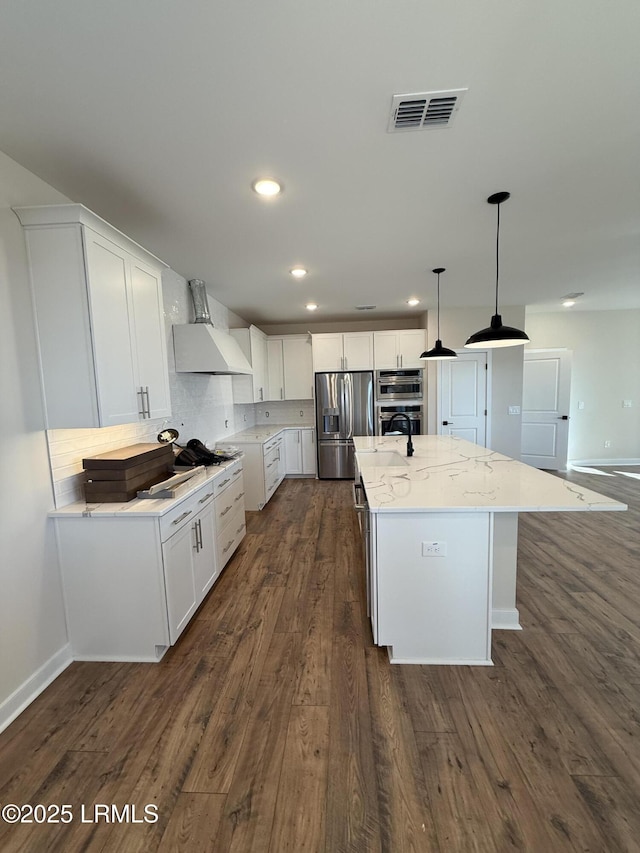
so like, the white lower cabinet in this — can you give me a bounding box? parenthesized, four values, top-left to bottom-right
(370, 510, 492, 665)
(284, 428, 316, 476)
(232, 432, 286, 510)
(53, 461, 245, 661)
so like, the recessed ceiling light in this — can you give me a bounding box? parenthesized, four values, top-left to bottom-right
(306, 302, 318, 311)
(252, 178, 282, 197)
(561, 291, 583, 308)
(407, 298, 420, 307)
(290, 267, 307, 279)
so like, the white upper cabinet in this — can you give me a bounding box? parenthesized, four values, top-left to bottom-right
(15, 204, 171, 428)
(266, 338, 285, 401)
(373, 329, 426, 369)
(231, 325, 268, 403)
(267, 335, 313, 400)
(312, 332, 374, 372)
(282, 336, 313, 399)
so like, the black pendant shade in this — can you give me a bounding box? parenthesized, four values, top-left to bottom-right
(420, 267, 457, 361)
(465, 192, 529, 349)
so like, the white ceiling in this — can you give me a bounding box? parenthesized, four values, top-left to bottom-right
(1, 1, 639, 324)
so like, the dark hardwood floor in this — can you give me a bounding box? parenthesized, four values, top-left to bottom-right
(1, 468, 639, 852)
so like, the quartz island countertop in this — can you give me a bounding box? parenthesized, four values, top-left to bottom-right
(354, 435, 627, 514)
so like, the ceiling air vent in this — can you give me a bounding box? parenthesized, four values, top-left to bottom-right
(356, 305, 376, 311)
(388, 89, 467, 132)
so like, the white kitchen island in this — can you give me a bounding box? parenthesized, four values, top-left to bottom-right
(354, 435, 626, 666)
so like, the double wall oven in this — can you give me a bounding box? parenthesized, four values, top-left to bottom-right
(375, 368, 423, 436)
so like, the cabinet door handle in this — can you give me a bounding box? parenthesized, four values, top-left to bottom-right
(220, 505, 232, 517)
(232, 468, 242, 477)
(266, 461, 274, 469)
(173, 509, 193, 525)
(144, 386, 151, 418)
(235, 492, 245, 501)
(236, 524, 245, 535)
(219, 478, 231, 488)
(192, 521, 199, 552)
(137, 388, 146, 417)
(197, 518, 203, 550)
(223, 539, 234, 554)
(198, 492, 214, 503)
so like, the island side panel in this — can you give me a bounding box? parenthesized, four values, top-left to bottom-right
(491, 512, 522, 630)
(373, 511, 493, 665)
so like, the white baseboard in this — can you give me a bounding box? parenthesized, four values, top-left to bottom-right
(0, 644, 73, 735)
(492, 608, 522, 630)
(569, 458, 640, 468)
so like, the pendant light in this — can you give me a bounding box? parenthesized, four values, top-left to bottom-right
(465, 191, 529, 348)
(420, 267, 457, 360)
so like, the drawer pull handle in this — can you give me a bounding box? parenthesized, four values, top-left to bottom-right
(198, 492, 214, 503)
(218, 478, 231, 487)
(236, 524, 245, 535)
(235, 492, 245, 501)
(266, 461, 274, 468)
(223, 539, 234, 554)
(220, 505, 232, 517)
(172, 510, 193, 525)
(232, 468, 242, 476)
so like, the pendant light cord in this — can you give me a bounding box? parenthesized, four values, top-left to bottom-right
(437, 271, 441, 339)
(495, 203, 501, 315)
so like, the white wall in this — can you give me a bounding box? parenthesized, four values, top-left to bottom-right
(525, 310, 640, 464)
(426, 306, 526, 459)
(0, 151, 71, 731)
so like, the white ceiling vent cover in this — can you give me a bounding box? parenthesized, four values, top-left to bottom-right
(388, 89, 467, 132)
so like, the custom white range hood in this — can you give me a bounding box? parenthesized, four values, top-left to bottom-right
(173, 280, 253, 375)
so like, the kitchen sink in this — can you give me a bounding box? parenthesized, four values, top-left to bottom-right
(357, 450, 409, 467)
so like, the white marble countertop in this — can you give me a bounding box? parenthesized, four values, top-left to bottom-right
(354, 435, 628, 514)
(50, 456, 242, 518)
(221, 423, 314, 444)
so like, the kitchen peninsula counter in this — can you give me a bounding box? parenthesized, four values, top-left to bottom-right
(354, 435, 626, 666)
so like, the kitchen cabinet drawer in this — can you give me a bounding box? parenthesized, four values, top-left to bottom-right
(159, 482, 216, 541)
(213, 459, 243, 497)
(263, 435, 283, 455)
(160, 497, 199, 541)
(216, 504, 246, 569)
(214, 476, 245, 526)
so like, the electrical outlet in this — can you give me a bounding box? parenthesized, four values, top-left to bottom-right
(422, 541, 447, 557)
(623, 400, 632, 408)
(508, 405, 521, 415)
(578, 401, 585, 410)
(604, 440, 611, 448)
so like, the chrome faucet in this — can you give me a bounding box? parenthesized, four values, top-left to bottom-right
(388, 413, 414, 457)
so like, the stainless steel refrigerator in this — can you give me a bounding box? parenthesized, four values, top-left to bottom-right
(315, 371, 375, 478)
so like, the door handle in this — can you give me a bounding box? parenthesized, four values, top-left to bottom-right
(442, 420, 454, 426)
(557, 415, 569, 420)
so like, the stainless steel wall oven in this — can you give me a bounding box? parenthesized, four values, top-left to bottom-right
(377, 404, 423, 436)
(376, 369, 423, 401)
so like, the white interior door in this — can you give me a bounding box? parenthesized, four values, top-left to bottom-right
(521, 349, 572, 470)
(438, 352, 487, 446)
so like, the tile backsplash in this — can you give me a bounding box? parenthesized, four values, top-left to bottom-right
(47, 269, 257, 507)
(255, 400, 314, 425)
